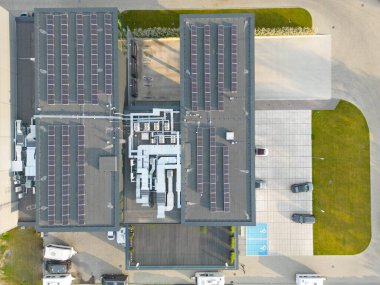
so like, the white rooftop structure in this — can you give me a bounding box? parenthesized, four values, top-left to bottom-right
(255, 35, 331, 101)
(225, 131, 235, 141)
(25, 146, 36, 177)
(128, 109, 181, 219)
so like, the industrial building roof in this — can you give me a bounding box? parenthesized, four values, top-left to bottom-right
(179, 14, 256, 225)
(34, 8, 121, 231)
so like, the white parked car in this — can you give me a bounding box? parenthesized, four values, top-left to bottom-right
(107, 231, 115, 241)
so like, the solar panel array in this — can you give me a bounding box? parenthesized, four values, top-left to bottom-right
(204, 25, 211, 111)
(61, 14, 69, 104)
(76, 14, 85, 104)
(210, 127, 217, 212)
(90, 14, 99, 104)
(223, 146, 230, 212)
(217, 25, 225, 111)
(46, 15, 55, 105)
(196, 129, 204, 194)
(77, 125, 85, 225)
(104, 13, 113, 96)
(231, 25, 238, 93)
(190, 25, 198, 111)
(62, 125, 70, 225)
(47, 126, 56, 225)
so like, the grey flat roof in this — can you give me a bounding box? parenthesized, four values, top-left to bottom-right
(16, 20, 35, 123)
(180, 14, 256, 225)
(128, 224, 232, 268)
(255, 35, 332, 101)
(34, 8, 121, 231)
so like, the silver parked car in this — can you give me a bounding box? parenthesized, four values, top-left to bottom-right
(292, 213, 316, 224)
(291, 182, 313, 193)
(255, 179, 267, 189)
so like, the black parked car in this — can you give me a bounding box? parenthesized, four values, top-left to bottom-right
(255, 179, 267, 189)
(291, 182, 313, 193)
(255, 147, 268, 156)
(291, 213, 316, 224)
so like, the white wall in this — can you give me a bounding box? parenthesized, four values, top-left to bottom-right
(0, 6, 19, 234)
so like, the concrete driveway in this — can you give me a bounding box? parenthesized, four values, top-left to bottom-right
(2, 0, 380, 284)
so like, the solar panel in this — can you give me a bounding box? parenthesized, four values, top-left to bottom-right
(231, 25, 238, 93)
(62, 125, 70, 225)
(46, 14, 55, 105)
(223, 146, 230, 212)
(61, 14, 69, 105)
(218, 25, 225, 111)
(76, 14, 85, 104)
(104, 13, 113, 96)
(90, 14, 99, 104)
(204, 25, 211, 111)
(210, 127, 217, 212)
(190, 25, 198, 111)
(47, 126, 56, 225)
(196, 129, 204, 194)
(77, 125, 85, 225)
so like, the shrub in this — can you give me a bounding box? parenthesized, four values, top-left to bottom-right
(230, 236, 235, 249)
(229, 251, 235, 265)
(132, 27, 180, 38)
(230, 226, 235, 235)
(131, 26, 315, 39)
(200, 226, 207, 234)
(128, 225, 135, 231)
(1, 232, 10, 241)
(129, 247, 134, 253)
(129, 233, 134, 239)
(255, 27, 316, 36)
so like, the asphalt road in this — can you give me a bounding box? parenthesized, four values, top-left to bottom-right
(1, 0, 380, 284)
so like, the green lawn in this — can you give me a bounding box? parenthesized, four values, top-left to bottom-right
(0, 228, 43, 285)
(120, 8, 312, 30)
(312, 100, 371, 255)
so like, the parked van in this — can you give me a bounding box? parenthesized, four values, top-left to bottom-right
(296, 274, 326, 285)
(15, 120, 23, 135)
(43, 274, 74, 285)
(117, 227, 126, 246)
(43, 244, 77, 261)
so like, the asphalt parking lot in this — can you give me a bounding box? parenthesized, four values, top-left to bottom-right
(240, 110, 313, 256)
(43, 231, 127, 283)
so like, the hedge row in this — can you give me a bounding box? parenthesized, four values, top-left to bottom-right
(131, 26, 316, 38)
